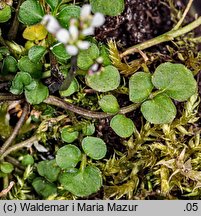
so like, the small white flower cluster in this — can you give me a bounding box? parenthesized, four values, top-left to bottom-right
(41, 4, 105, 56)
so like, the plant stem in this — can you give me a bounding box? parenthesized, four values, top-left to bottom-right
(121, 16, 201, 57)
(6, 155, 25, 170)
(0, 181, 15, 197)
(0, 93, 23, 101)
(0, 103, 29, 155)
(80, 154, 87, 172)
(48, 50, 64, 93)
(7, 0, 24, 40)
(189, 36, 201, 43)
(172, 0, 194, 30)
(59, 55, 77, 91)
(44, 95, 141, 119)
(0, 135, 38, 160)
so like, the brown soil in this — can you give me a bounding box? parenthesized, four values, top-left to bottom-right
(95, 0, 174, 48)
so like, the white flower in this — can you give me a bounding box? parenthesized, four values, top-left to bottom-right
(56, 28, 70, 44)
(91, 63, 99, 72)
(41, 15, 60, 34)
(80, 4, 91, 19)
(91, 13, 105, 27)
(66, 45, 78, 56)
(69, 25, 79, 41)
(77, 41, 90, 50)
(82, 27, 94, 36)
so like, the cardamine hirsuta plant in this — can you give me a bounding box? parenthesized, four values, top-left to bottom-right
(0, 0, 201, 200)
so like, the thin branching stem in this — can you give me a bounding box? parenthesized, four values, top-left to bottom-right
(0, 135, 38, 160)
(172, 0, 194, 30)
(0, 93, 23, 101)
(121, 16, 201, 57)
(8, 0, 24, 40)
(0, 181, 15, 197)
(59, 55, 77, 91)
(6, 155, 25, 170)
(44, 95, 141, 119)
(0, 103, 29, 155)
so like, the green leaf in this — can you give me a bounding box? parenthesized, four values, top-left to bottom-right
(61, 127, 79, 143)
(57, 5, 80, 28)
(99, 44, 111, 66)
(141, 93, 177, 124)
(0, 162, 14, 174)
(23, 24, 48, 41)
(59, 165, 102, 197)
(77, 44, 100, 70)
(86, 65, 120, 92)
(18, 0, 44, 25)
(129, 72, 154, 102)
(0, 171, 7, 178)
(45, 0, 62, 11)
(37, 160, 61, 182)
(25, 82, 49, 104)
(110, 114, 135, 138)
(98, 95, 120, 113)
(152, 62, 197, 101)
(56, 144, 81, 169)
(32, 177, 57, 198)
(18, 56, 43, 79)
(82, 123, 95, 136)
(10, 72, 37, 95)
(28, 46, 46, 63)
(82, 137, 107, 160)
(0, 47, 10, 56)
(21, 154, 34, 166)
(51, 43, 71, 62)
(0, 5, 11, 23)
(59, 79, 78, 97)
(90, 0, 125, 16)
(2, 56, 18, 74)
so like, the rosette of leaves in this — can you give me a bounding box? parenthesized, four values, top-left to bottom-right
(10, 72, 49, 105)
(129, 63, 197, 124)
(55, 137, 106, 197)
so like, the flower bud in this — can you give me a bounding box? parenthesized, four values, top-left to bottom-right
(69, 25, 79, 41)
